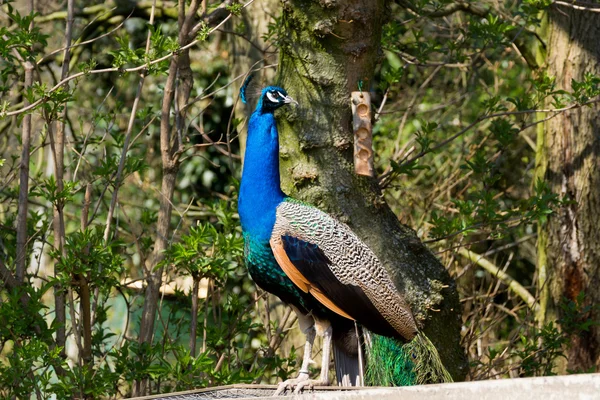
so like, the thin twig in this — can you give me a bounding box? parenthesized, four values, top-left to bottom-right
(373, 87, 389, 122)
(380, 97, 600, 183)
(4, 0, 258, 118)
(72, 86, 114, 182)
(37, 13, 126, 65)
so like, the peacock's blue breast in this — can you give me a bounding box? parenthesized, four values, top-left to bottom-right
(243, 232, 313, 311)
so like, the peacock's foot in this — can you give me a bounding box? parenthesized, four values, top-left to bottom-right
(292, 378, 329, 394)
(273, 372, 310, 396)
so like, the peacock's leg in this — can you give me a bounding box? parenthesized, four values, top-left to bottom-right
(297, 324, 316, 378)
(273, 307, 315, 396)
(292, 318, 332, 394)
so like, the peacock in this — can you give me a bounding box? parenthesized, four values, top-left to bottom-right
(237, 80, 453, 394)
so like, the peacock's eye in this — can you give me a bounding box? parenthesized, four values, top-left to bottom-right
(266, 91, 280, 103)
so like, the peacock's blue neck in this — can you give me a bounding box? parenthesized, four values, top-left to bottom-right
(238, 110, 285, 241)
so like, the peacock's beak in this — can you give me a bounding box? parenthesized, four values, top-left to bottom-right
(283, 95, 298, 106)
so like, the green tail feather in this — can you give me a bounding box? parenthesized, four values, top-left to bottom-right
(365, 332, 453, 386)
(365, 334, 415, 386)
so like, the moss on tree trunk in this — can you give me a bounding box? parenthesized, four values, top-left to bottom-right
(276, 0, 466, 380)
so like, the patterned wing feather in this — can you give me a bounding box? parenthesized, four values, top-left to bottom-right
(271, 199, 418, 341)
(273, 234, 400, 338)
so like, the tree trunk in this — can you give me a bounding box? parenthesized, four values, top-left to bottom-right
(136, 3, 198, 395)
(537, 5, 600, 372)
(277, 0, 466, 379)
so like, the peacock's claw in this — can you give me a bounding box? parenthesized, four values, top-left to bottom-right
(273, 372, 310, 396)
(293, 379, 329, 394)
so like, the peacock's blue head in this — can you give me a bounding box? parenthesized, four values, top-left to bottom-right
(257, 86, 298, 113)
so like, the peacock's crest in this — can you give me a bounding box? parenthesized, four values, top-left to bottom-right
(240, 74, 254, 104)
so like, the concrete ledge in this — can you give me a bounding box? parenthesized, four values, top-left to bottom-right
(131, 373, 600, 400)
(282, 374, 600, 400)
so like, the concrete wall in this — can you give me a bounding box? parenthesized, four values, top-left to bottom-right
(131, 373, 600, 400)
(280, 374, 600, 400)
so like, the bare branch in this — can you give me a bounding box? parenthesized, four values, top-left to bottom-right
(554, 1, 600, 12)
(15, 59, 34, 283)
(458, 248, 539, 312)
(400, 0, 491, 18)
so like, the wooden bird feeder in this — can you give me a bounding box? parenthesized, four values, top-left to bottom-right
(351, 91, 374, 177)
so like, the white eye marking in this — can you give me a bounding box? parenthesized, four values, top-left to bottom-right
(266, 92, 280, 103)
(278, 91, 287, 99)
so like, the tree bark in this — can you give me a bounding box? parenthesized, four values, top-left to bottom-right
(537, 5, 600, 372)
(189, 274, 200, 357)
(277, 0, 466, 379)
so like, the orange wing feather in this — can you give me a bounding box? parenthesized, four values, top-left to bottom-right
(270, 238, 355, 320)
